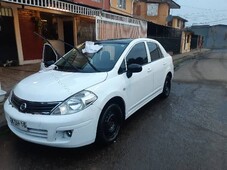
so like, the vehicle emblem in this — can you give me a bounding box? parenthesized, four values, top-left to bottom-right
(20, 103, 27, 112)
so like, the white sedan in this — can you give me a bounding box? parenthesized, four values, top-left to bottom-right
(4, 38, 174, 148)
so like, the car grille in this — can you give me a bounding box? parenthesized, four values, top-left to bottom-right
(11, 93, 60, 115)
(25, 128, 48, 138)
(17, 126, 48, 139)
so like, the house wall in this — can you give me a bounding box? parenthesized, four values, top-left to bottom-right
(76, 16, 96, 45)
(1, 3, 76, 65)
(171, 18, 177, 28)
(206, 25, 227, 49)
(180, 31, 191, 53)
(73, 0, 110, 10)
(1, 0, 148, 65)
(110, 0, 133, 16)
(133, 2, 169, 26)
(18, 9, 43, 61)
(190, 26, 210, 48)
(172, 18, 181, 28)
(156, 3, 169, 25)
(172, 18, 185, 29)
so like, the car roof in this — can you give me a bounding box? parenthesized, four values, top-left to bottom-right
(96, 39, 133, 44)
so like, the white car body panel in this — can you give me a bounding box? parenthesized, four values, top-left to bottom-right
(14, 71, 107, 102)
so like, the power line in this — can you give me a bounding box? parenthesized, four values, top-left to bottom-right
(197, 18, 227, 24)
(181, 5, 227, 12)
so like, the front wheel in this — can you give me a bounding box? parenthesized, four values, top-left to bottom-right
(96, 103, 123, 145)
(161, 75, 171, 98)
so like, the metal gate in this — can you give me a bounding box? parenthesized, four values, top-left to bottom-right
(96, 12, 147, 40)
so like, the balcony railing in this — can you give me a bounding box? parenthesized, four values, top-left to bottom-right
(2, 0, 144, 26)
(2, 0, 100, 16)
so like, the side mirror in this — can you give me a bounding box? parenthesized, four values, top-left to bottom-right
(127, 64, 142, 78)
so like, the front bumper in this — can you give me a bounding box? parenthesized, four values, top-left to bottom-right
(4, 99, 101, 148)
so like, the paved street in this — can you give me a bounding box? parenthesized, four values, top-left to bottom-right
(0, 49, 227, 170)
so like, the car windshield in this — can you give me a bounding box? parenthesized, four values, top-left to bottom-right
(54, 42, 128, 73)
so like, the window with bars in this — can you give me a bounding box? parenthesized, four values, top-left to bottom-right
(118, 0, 126, 9)
(147, 3, 159, 16)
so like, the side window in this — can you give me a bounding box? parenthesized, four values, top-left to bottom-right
(126, 42, 148, 66)
(147, 42, 163, 61)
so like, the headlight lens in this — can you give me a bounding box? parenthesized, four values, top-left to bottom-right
(51, 90, 97, 115)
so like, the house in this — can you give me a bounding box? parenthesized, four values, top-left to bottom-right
(190, 25, 227, 49)
(167, 15, 187, 29)
(72, 0, 110, 10)
(133, 0, 180, 26)
(166, 15, 192, 53)
(0, 0, 147, 66)
(110, 0, 133, 16)
(180, 29, 193, 53)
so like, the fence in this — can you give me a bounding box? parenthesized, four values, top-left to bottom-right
(148, 36, 181, 54)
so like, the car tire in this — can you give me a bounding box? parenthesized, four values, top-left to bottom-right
(96, 103, 123, 145)
(161, 75, 171, 98)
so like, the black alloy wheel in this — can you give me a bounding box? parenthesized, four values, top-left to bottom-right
(161, 75, 171, 98)
(97, 103, 123, 144)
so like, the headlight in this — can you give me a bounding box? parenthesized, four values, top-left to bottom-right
(51, 90, 97, 115)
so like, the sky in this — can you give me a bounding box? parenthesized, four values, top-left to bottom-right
(170, 0, 227, 27)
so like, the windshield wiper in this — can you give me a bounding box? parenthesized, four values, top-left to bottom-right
(58, 39, 100, 72)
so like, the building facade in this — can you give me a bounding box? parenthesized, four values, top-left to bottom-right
(167, 15, 187, 29)
(0, 0, 147, 66)
(191, 25, 227, 49)
(133, 0, 180, 26)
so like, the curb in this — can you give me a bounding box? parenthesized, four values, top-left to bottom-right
(173, 49, 210, 70)
(173, 54, 196, 70)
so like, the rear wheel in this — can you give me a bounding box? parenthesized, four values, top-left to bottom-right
(97, 103, 123, 144)
(161, 75, 171, 98)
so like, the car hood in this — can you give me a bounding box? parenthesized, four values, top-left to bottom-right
(13, 70, 107, 102)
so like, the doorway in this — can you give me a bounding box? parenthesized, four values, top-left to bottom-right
(0, 8, 18, 66)
(63, 20, 74, 53)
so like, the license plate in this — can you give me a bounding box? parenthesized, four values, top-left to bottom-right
(10, 117, 27, 131)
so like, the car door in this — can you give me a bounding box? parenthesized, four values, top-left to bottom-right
(40, 43, 59, 70)
(122, 42, 154, 117)
(146, 41, 166, 92)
